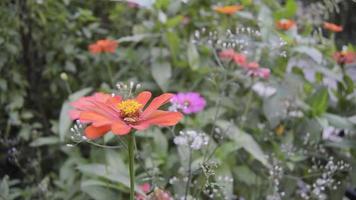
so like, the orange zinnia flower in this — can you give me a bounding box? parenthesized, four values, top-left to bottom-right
(213, 5, 243, 15)
(323, 22, 343, 32)
(333, 51, 356, 65)
(88, 39, 118, 54)
(69, 91, 183, 139)
(276, 19, 296, 30)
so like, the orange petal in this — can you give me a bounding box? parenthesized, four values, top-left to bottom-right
(85, 125, 110, 139)
(80, 111, 112, 127)
(93, 93, 112, 103)
(214, 5, 243, 14)
(108, 95, 122, 105)
(130, 123, 151, 131)
(135, 91, 152, 108)
(111, 121, 131, 135)
(70, 96, 93, 109)
(139, 110, 183, 127)
(141, 93, 174, 118)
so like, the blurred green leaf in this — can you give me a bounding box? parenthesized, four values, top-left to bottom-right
(187, 41, 200, 70)
(216, 121, 270, 167)
(30, 136, 60, 147)
(81, 183, 118, 200)
(0, 176, 9, 198)
(165, 31, 180, 62)
(151, 62, 171, 91)
(293, 46, 323, 64)
(307, 87, 328, 116)
(274, 0, 297, 19)
(59, 88, 92, 142)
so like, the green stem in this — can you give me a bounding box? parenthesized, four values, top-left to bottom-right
(128, 133, 135, 200)
(106, 63, 114, 86)
(241, 79, 255, 129)
(184, 148, 193, 200)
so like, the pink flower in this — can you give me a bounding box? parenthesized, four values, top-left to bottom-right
(218, 49, 271, 79)
(219, 49, 247, 65)
(170, 92, 206, 115)
(243, 62, 259, 69)
(127, 1, 139, 8)
(247, 68, 271, 79)
(136, 183, 151, 200)
(182, 16, 190, 25)
(68, 91, 183, 139)
(136, 184, 174, 200)
(219, 49, 236, 60)
(233, 53, 247, 65)
(243, 62, 270, 79)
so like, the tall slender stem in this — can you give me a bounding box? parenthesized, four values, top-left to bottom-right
(184, 148, 193, 200)
(128, 133, 135, 200)
(106, 62, 114, 86)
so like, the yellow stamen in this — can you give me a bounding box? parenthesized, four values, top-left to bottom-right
(117, 99, 142, 117)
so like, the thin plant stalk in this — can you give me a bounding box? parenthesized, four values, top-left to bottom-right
(184, 148, 193, 200)
(128, 132, 136, 200)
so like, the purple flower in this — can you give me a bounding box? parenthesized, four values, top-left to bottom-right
(170, 92, 206, 114)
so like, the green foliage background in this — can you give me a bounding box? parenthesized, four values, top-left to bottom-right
(1, 0, 356, 199)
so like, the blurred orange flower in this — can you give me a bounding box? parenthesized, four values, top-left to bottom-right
(69, 91, 183, 139)
(213, 5, 243, 15)
(323, 22, 343, 32)
(276, 19, 296, 30)
(88, 39, 118, 54)
(333, 51, 356, 65)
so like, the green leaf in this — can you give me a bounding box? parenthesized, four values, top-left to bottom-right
(165, 31, 180, 62)
(293, 46, 323, 64)
(151, 62, 171, 91)
(343, 75, 354, 94)
(118, 34, 156, 43)
(152, 128, 168, 157)
(234, 166, 259, 185)
(0, 176, 9, 198)
(216, 121, 270, 167)
(30, 136, 60, 147)
(274, 0, 298, 19)
(59, 88, 92, 142)
(81, 183, 118, 200)
(307, 87, 329, 116)
(323, 113, 354, 130)
(165, 15, 183, 28)
(77, 163, 143, 193)
(187, 41, 200, 70)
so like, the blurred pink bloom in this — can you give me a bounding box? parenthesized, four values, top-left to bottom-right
(247, 67, 271, 79)
(219, 49, 247, 65)
(243, 61, 259, 69)
(218, 49, 271, 79)
(233, 53, 247, 65)
(219, 49, 236, 60)
(127, 1, 139, 8)
(170, 92, 206, 114)
(182, 16, 190, 25)
(136, 183, 151, 200)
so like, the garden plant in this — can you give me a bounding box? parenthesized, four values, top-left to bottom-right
(1, 0, 356, 199)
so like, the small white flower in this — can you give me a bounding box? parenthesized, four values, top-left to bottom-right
(322, 127, 343, 142)
(288, 110, 304, 118)
(174, 130, 209, 150)
(174, 136, 188, 146)
(252, 82, 277, 98)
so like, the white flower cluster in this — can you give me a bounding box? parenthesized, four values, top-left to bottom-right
(252, 82, 277, 98)
(174, 130, 209, 150)
(322, 126, 346, 142)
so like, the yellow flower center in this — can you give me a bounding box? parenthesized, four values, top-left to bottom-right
(117, 99, 142, 117)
